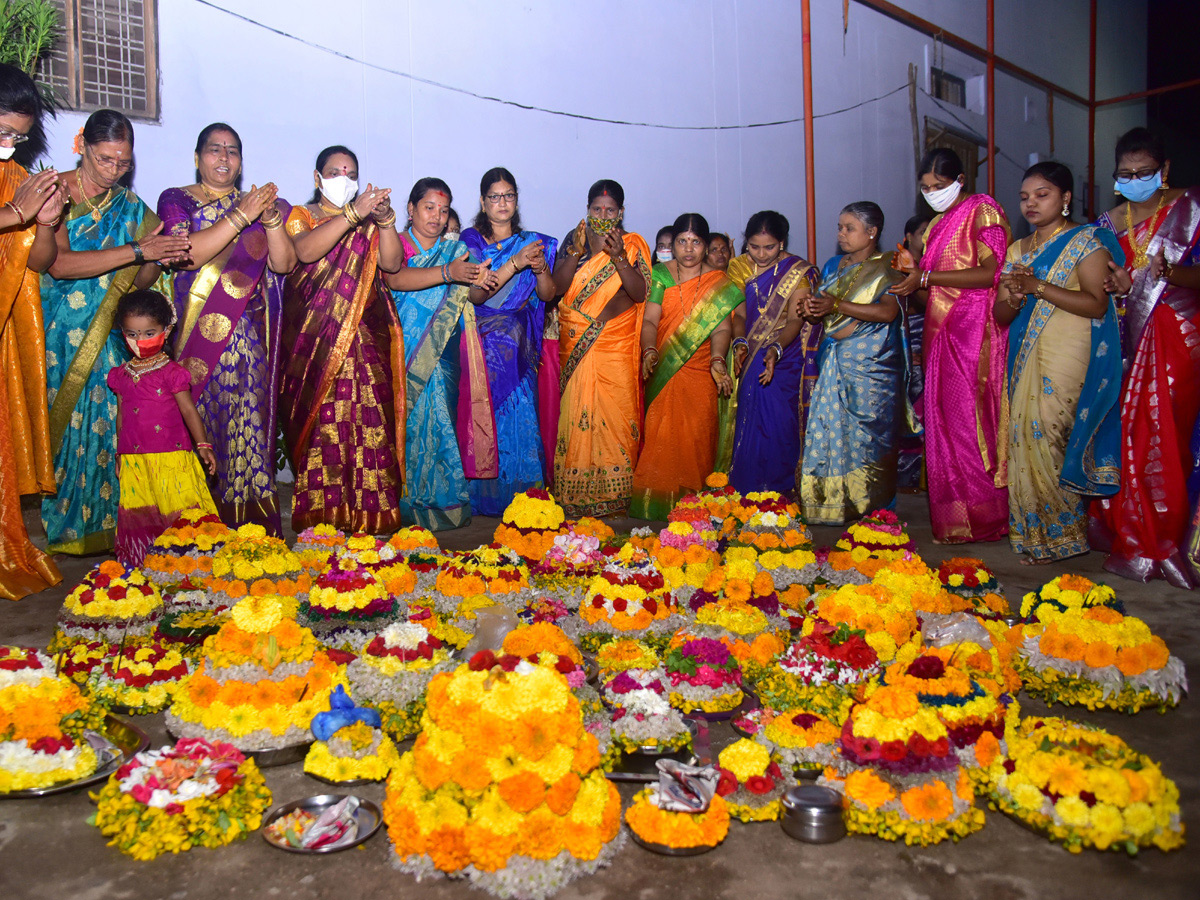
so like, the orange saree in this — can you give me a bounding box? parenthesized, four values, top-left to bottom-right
(0, 160, 61, 599)
(555, 232, 651, 517)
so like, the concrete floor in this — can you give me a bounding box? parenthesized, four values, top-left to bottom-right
(2, 489, 1197, 900)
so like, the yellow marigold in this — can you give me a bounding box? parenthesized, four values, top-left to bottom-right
(718, 738, 771, 782)
(229, 595, 284, 633)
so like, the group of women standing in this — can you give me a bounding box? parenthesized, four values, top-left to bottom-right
(2, 52, 1199, 597)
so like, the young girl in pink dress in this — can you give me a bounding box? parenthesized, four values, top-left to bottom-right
(107, 290, 217, 565)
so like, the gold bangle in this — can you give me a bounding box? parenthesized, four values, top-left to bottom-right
(5, 200, 26, 225)
(376, 211, 397, 228)
(262, 215, 283, 230)
(1034, 280, 1048, 300)
(226, 209, 249, 231)
(342, 203, 362, 227)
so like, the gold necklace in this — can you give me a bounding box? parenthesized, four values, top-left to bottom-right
(835, 256, 869, 304)
(317, 199, 342, 218)
(125, 351, 170, 382)
(1124, 194, 1165, 270)
(75, 167, 105, 221)
(1030, 221, 1067, 254)
(200, 182, 236, 203)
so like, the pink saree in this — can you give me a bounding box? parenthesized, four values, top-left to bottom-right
(920, 194, 1011, 543)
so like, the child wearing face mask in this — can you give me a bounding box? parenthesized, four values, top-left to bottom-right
(107, 289, 217, 565)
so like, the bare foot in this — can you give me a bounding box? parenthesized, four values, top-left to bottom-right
(1019, 555, 1054, 566)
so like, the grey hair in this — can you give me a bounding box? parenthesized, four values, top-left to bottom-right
(841, 201, 884, 243)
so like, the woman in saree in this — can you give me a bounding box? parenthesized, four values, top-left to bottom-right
(892, 148, 1011, 543)
(461, 167, 558, 515)
(279, 145, 408, 533)
(725, 210, 820, 493)
(1089, 128, 1200, 587)
(0, 63, 66, 599)
(386, 177, 496, 530)
(631, 213, 739, 519)
(40, 110, 190, 556)
(799, 202, 905, 524)
(157, 122, 296, 534)
(897, 214, 931, 491)
(550, 179, 650, 517)
(994, 162, 1122, 564)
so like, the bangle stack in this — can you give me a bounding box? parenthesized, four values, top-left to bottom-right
(4, 200, 27, 225)
(440, 263, 450, 284)
(376, 210, 397, 229)
(195, 442, 213, 450)
(642, 347, 659, 359)
(731, 337, 748, 350)
(342, 203, 363, 227)
(710, 357, 728, 373)
(261, 208, 284, 230)
(919, 270, 931, 290)
(226, 208, 251, 231)
(768, 341, 784, 360)
(1034, 280, 1048, 300)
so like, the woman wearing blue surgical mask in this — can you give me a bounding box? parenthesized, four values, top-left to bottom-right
(892, 147, 1011, 545)
(1089, 127, 1200, 589)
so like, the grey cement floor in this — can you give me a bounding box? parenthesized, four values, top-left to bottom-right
(1, 489, 1197, 900)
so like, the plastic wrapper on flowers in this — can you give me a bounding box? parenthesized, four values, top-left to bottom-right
(89, 737, 272, 860)
(985, 716, 1184, 854)
(383, 655, 623, 900)
(820, 764, 984, 845)
(1015, 603, 1187, 714)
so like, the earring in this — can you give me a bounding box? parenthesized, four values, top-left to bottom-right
(1162, 175, 1170, 190)
(1062, 202, 1070, 217)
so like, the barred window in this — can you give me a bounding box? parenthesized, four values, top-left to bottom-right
(38, 0, 159, 120)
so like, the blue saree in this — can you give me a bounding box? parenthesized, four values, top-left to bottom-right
(41, 185, 158, 554)
(391, 231, 491, 530)
(460, 228, 557, 516)
(1004, 225, 1123, 560)
(799, 253, 905, 524)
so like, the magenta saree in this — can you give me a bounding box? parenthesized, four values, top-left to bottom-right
(920, 194, 1011, 543)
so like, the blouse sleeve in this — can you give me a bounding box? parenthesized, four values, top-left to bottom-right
(156, 188, 195, 237)
(106, 365, 127, 396)
(285, 205, 313, 238)
(647, 264, 672, 305)
(973, 200, 1011, 265)
(164, 362, 192, 394)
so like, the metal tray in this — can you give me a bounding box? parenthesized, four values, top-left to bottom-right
(1, 714, 149, 799)
(261, 794, 382, 853)
(629, 829, 719, 856)
(684, 688, 759, 723)
(166, 722, 311, 768)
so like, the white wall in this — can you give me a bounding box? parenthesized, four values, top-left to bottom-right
(39, 0, 1145, 262)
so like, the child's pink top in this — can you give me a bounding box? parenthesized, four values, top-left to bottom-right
(106, 360, 194, 455)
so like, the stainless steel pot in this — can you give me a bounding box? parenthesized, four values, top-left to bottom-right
(780, 784, 847, 843)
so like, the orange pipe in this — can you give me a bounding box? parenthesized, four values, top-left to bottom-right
(802, 0, 817, 263)
(1087, 0, 1097, 218)
(1096, 77, 1200, 107)
(986, 0, 995, 197)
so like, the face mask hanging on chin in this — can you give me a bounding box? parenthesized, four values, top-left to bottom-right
(1115, 171, 1162, 204)
(126, 333, 167, 359)
(657, 249, 673, 262)
(923, 179, 963, 213)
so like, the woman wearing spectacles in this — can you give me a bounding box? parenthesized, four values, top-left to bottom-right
(1090, 127, 1200, 589)
(38, 109, 191, 557)
(460, 167, 558, 515)
(0, 62, 66, 599)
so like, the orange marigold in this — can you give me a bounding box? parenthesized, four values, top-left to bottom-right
(498, 771, 547, 813)
(1115, 645, 1148, 677)
(900, 780, 954, 821)
(752, 571, 776, 596)
(545, 772, 582, 816)
(426, 825, 471, 872)
(974, 730, 1001, 769)
(1082, 641, 1117, 669)
(843, 769, 895, 810)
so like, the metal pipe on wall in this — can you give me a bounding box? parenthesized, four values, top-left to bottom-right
(1087, 0, 1097, 218)
(986, 0, 995, 197)
(802, 0, 817, 263)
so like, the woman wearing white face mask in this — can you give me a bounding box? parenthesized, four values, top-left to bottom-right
(1089, 128, 1200, 589)
(892, 147, 1011, 544)
(278, 144, 408, 532)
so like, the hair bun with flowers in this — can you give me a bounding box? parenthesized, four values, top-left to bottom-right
(72, 126, 85, 155)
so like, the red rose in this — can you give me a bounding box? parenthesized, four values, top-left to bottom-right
(880, 741, 908, 762)
(906, 655, 946, 680)
(326, 648, 357, 665)
(592, 597, 605, 609)
(930, 737, 950, 757)
(469, 650, 496, 671)
(108, 585, 127, 600)
(745, 776, 775, 795)
(498, 654, 520, 672)
(715, 768, 738, 797)
(844, 642, 877, 669)
(791, 713, 821, 730)
(907, 733, 930, 756)
(643, 598, 657, 615)
(612, 598, 627, 612)
(92, 575, 111, 588)
(555, 657, 575, 675)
